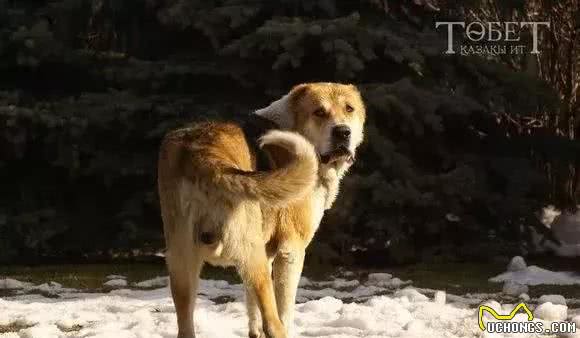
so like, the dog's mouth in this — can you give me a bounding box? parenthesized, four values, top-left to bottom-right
(319, 146, 355, 165)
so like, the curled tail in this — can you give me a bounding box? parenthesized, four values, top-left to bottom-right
(215, 130, 318, 206)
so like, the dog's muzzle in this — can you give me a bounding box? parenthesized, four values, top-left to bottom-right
(332, 124, 351, 148)
(319, 146, 354, 165)
(319, 124, 354, 165)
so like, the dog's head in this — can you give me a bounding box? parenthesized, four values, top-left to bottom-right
(256, 82, 366, 168)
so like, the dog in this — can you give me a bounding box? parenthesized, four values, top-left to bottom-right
(157, 82, 366, 338)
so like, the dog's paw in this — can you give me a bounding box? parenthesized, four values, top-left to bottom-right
(249, 330, 265, 338)
(264, 323, 288, 338)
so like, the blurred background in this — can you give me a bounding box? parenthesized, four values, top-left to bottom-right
(1, 0, 579, 268)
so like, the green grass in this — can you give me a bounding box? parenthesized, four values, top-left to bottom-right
(387, 262, 505, 294)
(0, 263, 166, 289)
(384, 261, 580, 300)
(2, 260, 579, 300)
(0, 263, 242, 290)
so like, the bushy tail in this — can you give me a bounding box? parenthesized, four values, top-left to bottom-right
(212, 130, 318, 206)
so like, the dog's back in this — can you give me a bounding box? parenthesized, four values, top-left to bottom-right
(158, 120, 317, 260)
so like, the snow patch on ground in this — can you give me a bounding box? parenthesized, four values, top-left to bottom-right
(539, 295, 567, 306)
(540, 205, 580, 257)
(105, 274, 127, 280)
(1, 268, 578, 338)
(541, 205, 561, 228)
(507, 256, 527, 272)
(134, 276, 169, 289)
(0, 283, 479, 338)
(490, 265, 580, 286)
(502, 281, 528, 296)
(491, 257, 580, 286)
(0, 278, 32, 290)
(534, 302, 568, 321)
(103, 279, 128, 288)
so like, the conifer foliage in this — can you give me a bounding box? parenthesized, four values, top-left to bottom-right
(0, 0, 575, 263)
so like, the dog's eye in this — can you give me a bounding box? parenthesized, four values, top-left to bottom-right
(345, 104, 354, 113)
(313, 108, 327, 118)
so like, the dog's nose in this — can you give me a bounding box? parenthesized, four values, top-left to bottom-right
(332, 125, 351, 142)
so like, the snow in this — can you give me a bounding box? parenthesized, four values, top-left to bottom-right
(0, 272, 577, 338)
(103, 279, 128, 288)
(394, 287, 429, 302)
(311, 278, 360, 289)
(539, 295, 567, 306)
(491, 265, 580, 285)
(0, 276, 479, 338)
(34, 281, 64, 294)
(534, 302, 568, 321)
(540, 205, 580, 257)
(134, 276, 169, 289)
(367, 272, 392, 282)
(365, 273, 409, 289)
(507, 256, 527, 272)
(502, 281, 528, 296)
(434, 290, 446, 305)
(490, 256, 580, 286)
(0, 278, 32, 290)
(551, 208, 580, 244)
(541, 205, 561, 227)
(480, 300, 502, 319)
(105, 274, 127, 280)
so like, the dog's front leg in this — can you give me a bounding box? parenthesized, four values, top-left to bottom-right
(246, 287, 263, 338)
(239, 251, 286, 338)
(246, 258, 274, 338)
(272, 244, 306, 337)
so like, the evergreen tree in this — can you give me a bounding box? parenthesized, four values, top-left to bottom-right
(0, 0, 570, 264)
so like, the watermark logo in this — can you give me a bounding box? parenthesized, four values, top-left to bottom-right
(478, 302, 576, 335)
(436, 21, 550, 56)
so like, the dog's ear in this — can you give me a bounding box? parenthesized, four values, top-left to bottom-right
(254, 90, 297, 129)
(288, 83, 311, 103)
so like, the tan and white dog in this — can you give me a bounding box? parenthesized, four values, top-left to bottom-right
(157, 82, 366, 338)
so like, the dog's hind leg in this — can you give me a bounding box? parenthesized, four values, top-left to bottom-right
(246, 287, 263, 338)
(246, 257, 274, 338)
(166, 247, 203, 338)
(238, 251, 287, 338)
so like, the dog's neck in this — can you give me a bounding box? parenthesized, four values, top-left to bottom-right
(318, 164, 349, 210)
(253, 94, 294, 130)
(254, 95, 348, 211)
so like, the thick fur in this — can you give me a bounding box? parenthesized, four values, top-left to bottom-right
(162, 124, 317, 208)
(158, 83, 366, 338)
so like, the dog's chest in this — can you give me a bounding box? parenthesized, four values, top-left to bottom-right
(309, 185, 327, 231)
(264, 185, 328, 247)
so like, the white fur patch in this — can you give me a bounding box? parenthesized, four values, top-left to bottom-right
(349, 116, 365, 154)
(311, 186, 327, 231)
